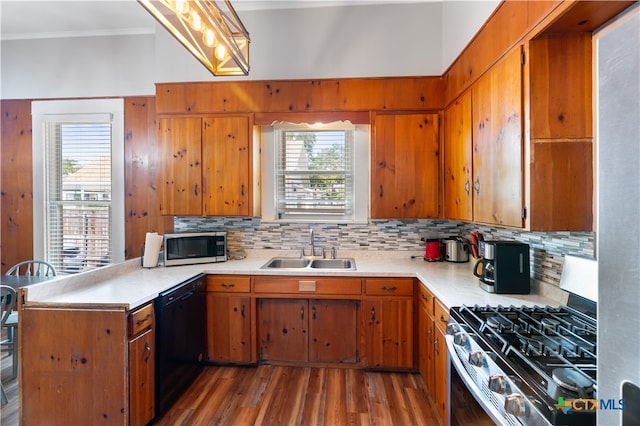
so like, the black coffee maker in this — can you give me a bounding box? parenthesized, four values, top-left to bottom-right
(473, 240, 530, 294)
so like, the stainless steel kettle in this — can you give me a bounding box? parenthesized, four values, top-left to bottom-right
(442, 237, 470, 263)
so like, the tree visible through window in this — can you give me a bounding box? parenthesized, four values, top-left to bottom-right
(276, 126, 353, 219)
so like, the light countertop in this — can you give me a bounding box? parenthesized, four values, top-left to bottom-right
(23, 250, 567, 311)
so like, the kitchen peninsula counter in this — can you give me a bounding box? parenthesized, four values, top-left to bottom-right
(23, 249, 566, 311)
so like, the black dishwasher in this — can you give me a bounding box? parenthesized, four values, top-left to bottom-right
(155, 274, 206, 415)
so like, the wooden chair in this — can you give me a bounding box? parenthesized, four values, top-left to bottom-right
(5, 260, 56, 277)
(1, 285, 18, 402)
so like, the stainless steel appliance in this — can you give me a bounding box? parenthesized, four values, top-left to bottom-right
(155, 274, 206, 415)
(163, 231, 227, 266)
(473, 241, 530, 294)
(447, 256, 598, 426)
(442, 237, 470, 263)
(595, 8, 640, 425)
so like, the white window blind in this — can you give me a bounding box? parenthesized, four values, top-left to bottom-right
(275, 124, 354, 219)
(44, 120, 113, 273)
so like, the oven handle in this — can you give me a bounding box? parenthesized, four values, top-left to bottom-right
(445, 335, 512, 426)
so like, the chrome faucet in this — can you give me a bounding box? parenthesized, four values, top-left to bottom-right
(309, 228, 315, 256)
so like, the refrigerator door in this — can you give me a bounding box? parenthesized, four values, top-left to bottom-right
(595, 6, 640, 425)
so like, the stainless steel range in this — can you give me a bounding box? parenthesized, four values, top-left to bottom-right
(446, 256, 598, 426)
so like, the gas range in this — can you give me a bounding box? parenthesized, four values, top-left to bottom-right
(445, 256, 598, 426)
(447, 304, 597, 425)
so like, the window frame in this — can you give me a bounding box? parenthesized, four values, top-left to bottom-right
(261, 121, 369, 223)
(32, 99, 125, 271)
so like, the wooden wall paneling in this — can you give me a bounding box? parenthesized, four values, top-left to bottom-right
(156, 77, 444, 115)
(124, 97, 173, 260)
(1, 99, 34, 273)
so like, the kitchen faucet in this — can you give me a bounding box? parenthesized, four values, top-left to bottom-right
(309, 228, 315, 257)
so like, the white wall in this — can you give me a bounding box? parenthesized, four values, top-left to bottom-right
(1, 2, 498, 99)
(442, 0, 500, 70)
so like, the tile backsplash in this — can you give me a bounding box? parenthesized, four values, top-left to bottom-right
(175, 217, 594, 297)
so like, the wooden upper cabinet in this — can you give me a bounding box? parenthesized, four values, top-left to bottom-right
(158, 117, 203, 216)
(202, 116, 251, 216)
(157, 114, 255, 217)
(371, 113, 440, 219)
(472, 47, 524, 228)
(443, 91, 473, 222)
(526, 34, 593, 231)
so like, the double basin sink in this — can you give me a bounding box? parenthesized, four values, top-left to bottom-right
(261, 257, 356, 271)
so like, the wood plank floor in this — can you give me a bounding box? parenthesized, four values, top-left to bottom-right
(2, 355, 493, 426)
(153, 365, 494, 426)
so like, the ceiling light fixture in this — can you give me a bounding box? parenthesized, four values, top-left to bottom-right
(138, 0, 250, 76)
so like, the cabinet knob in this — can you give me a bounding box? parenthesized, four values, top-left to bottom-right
(381, 286, 398, 292)
(221, 283, 235, 289)
(464, 179, 471, 195)
(379, 185, 384, 198)
(473, 176, 480, 195)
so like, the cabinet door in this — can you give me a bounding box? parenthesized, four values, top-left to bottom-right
(418, 301, 436, 398)
(363, 298, 414, 369)
(202, 116, 250, 216)
(207, 294, 252, 363)
(309, 299, 358, 363)
(371, 113, 439, 219)
(434, 324, 449, 426)
(157, 117, 203, 216)
(472, 47, 524, 227)
(258, 299, 308, 362)
(443, 91, 473, 221)
(129, 328, 155, 426)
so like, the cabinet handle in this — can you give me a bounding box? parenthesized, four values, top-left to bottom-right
(312, 306, 316, 320)
(434, 337, 439, 355)
(241, 304, 245, 319)
(440, 314, 448, 323)
(301, 306, 305, 320)
(136, 313, 152, 325)
(381, 286, 398, 292)
(421, 294, 428, 300)
(194, 183, 199, 196)
(144, 342, 151, 362)
(464, 179, 471, 195)
(473, 176, 480, 195)
(371, 307, 376, 322)
(221, 283, 235, 289)
(241, 184, 245, 197)
(379, 185, 384, 198)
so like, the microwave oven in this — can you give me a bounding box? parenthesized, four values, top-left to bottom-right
(163, 232, 227, 266)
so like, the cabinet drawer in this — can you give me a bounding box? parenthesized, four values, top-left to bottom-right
(365, 278, 413, 296)
(417, 284, 435, 315)
(129, 303, 153, 337)
(207, 275, 250, 293)
(253, 277, 361, 295)
(434, 299, 450, 331)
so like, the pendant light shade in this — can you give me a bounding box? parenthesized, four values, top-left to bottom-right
(138, 0, 250, 76)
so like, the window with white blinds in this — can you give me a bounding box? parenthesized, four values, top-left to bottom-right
(45, 122, 112, 273)
(261, 121, 369, 223)
(276, 127, 353, 219)
(32, 99, 125, 275)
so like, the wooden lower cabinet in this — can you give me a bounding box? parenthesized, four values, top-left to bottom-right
(206, 275, 253, 363)
(434, 299, 451, 426)
(363, 278, 414, 369)
(129, 328, 155, 426)
(417, 285, 436, 398)
(258, 298, 359, 363)
(20, 306, 139, 425)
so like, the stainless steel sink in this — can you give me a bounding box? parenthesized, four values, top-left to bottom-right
(310, 258, 356, 270)
(262, 258, 311, 269)
(260, 257, 356, 270)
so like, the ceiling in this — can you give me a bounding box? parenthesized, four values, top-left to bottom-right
(0, 0, 429, 40)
